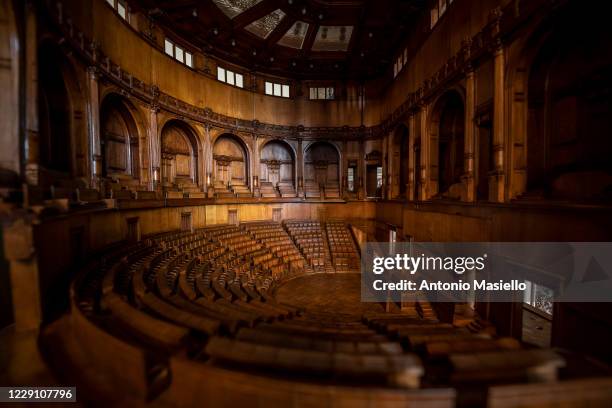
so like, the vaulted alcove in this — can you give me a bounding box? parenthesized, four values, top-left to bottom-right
(390, 124, 409, 199)
(429, 90, 465, 198)
(213, 134, 249, 188)
(100, 94, 141, 180)
(37, 44, 74, 176)
(161, 120, 200, 189)
(527, 6, 612, 202)
(304, 141, 340, 198)
(260, 139, 296, 197)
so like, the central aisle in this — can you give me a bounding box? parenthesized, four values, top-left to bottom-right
(274, 273, 386, 318)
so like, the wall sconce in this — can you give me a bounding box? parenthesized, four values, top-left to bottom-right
(206, 172, 212, 187)
(153, 167, 160, 182)
(253, 176, 259, 188)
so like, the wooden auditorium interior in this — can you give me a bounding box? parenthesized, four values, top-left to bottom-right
(1, 0, 612, 406)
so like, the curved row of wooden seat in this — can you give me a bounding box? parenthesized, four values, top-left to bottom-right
(64, 223, 612, 407)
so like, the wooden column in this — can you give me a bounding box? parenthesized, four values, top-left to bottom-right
(359, 138, 366, 199)
(296, 138, 304, 197)
(251, 134, 260, 192)
(148, 105, 160, 190)
(203, 124, 212, 192)
(419, 105, 429, 200)
(463, 67, 476, 202)
(408, 114, 416, 200)
(24, 1, 39, 186)
(0, 0, 21, 189)
(87, 67, 102, 189)
(490, 40, 506, 202)
(341, 139, 347, 197)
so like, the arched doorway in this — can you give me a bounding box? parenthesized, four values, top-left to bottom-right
(430, 91, 465, 197)
(526, 7, 612, 202)
(304, 141, 340, 198)
(213, 134, 249, 190)
(391, 124, 409, 199)
(260, 140, 296, 197)
(161, 120, 199, 189)
(38, 45, 72, 175)
(100, 94, 140, 180)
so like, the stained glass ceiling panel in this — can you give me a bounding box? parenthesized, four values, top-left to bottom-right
(244, 9, 286, 39)
(277, 21, 309, 49)
(311, 26, 354, 52)
(212, 0, 263, 19)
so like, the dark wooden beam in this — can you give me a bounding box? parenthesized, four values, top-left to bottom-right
(264, 15, 295, 46)
(301, 23, 318, 57)
(232, 0, 279, 30)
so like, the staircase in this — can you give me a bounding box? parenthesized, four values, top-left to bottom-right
(324, 182, 340, 199)
(304, 180, 321, 199)
(213, 181, 234, 198)
(321, 224, 335, 273)
(260, 182, 278, 198)
(278, 182, 297, 198)
(231, 182, 252, 198)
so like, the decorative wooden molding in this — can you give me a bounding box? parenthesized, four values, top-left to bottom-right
(48, 0, 530, 143)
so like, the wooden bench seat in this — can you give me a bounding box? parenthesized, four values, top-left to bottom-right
(487, 377, 612, 408)
(236, 327, 404, 354)
(450, 349, 565, 384)
(105, 292, 189, 349)
(205, 336, 423, 388)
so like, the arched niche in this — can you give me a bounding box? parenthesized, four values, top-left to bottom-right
(391, 124, 409, 198)
(526, 5, 612, 202)
(304, 141, 340, 189)
(161, 120, 200, 187)
(37, 44, 74, 175)
(260, 140, 295, 188)
(429, 90, 465, 197)
(213, 134, 248, 187)
(0, 0, 20, 185)
(100, 94, 141, 180)
(365, 150, 382, 198)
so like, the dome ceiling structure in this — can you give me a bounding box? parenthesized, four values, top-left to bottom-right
(132, 0, 428, 79)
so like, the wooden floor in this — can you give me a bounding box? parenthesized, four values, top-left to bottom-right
(274, 273, 385, 318)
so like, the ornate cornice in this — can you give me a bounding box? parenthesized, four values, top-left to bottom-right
(48, 0, 528, 141)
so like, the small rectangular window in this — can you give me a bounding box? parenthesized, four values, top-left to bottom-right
(185, 52, 193, 67)
(217, 66, 226, 82)
(175, 46, 184, 63)
(117, 1, 127, 19)
(309, 87, 316, 100)
(106, 0, 114, 6)
(347, 167, 355, 192)
(273, 83, 281, 96)
(376, 167, 383, 188)
(327, 87, 334, 99)
(235, 73, 244, 88)
(164, 39, 174, 56)
(265, 81, 273, 95)
(317, 87, 325, 99)
(226, 70, 235, 85)
(282, 84, 290, 98)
